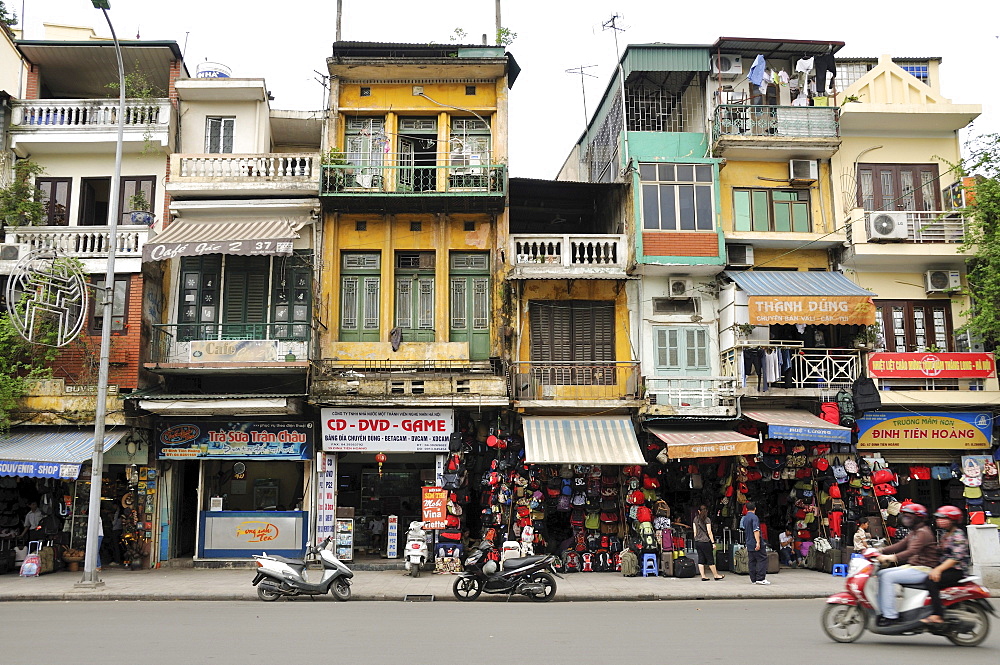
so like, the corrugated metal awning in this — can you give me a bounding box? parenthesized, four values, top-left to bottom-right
(522, 417, 644, 465)
(0, 428, 127, 479)
(743, 410, 852, 444)
(724, 270, 873, 297)
(142, 219, 300, 261)
(648, 428, 758, 459)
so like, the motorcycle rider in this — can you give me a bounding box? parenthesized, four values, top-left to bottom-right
(874, 503, 940, 626)
(921, 505, 971, 626)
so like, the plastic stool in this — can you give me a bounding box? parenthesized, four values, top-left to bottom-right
(831, 563, 848, 577)
(642, 553, 658, 577)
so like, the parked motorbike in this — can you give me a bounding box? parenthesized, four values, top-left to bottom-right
(251, 536, 354, 602)
(452, 540, 562, 602)
(403, 521, 428, 578)
(822, 548, 995, 646)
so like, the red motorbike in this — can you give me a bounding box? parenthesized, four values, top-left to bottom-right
(822, 549, 995, 646)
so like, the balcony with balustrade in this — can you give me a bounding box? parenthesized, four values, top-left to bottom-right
(721, 343, 864, 397)
(508, 361, 644, 408)
(641, 376, 738, 418)
(167, 153, 321, 197)
(320, 154, 506, 213)
(0, 225, 149, 274)
(145, 323, 311, 373)
(8, 99, 174, 153)
(844, 209, 969, 269)
(711, 105, 841, 159)
(508, 234, 629, 279)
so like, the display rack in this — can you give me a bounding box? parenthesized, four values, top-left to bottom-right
(335, 518, 354, 561)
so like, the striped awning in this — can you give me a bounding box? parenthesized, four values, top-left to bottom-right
(648, 428, 759, 459)
(724, 270, 876, 326)
(743, 410, 852, 444)
(142, 219, 300, 261)
(522, 417, 644, 465)
(0, 428, 127, 479)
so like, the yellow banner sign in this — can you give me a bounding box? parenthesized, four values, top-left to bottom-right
(668, 438, 759, 459)
(748, 296, 875, 326)
(857, 414, 991, 450)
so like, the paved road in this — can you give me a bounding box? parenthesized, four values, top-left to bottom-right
(4, 599, 997, 664)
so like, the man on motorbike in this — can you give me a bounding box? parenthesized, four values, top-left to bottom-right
(874, 503, 940, 626)
(921, 505, 971, 626)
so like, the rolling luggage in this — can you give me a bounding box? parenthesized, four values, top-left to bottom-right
(733, 544, 749, 575)
(715, 527, 732, 571)
(674, 555, 698, 578)
(825, 548, 843, 573)
(659, 552, 674, 576)
(766, 550, 780, 574)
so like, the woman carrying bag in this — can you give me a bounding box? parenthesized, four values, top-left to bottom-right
(693, 505, 725, 581)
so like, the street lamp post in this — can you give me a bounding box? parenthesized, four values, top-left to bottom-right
(77, 0, 125, 587)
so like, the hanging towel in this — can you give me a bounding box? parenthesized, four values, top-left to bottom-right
(748, 55, 767, 86)
(779, 70, 789, 85)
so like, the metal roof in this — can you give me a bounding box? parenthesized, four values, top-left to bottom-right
(724, 270, 874, 297)
(0, 428, 126, 464)
(712, 37, 845, 58)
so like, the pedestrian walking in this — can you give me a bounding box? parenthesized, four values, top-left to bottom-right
(740, 502, 769, 585)
(693, 505, 725, 581)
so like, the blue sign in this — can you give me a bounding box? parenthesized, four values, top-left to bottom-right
(0, 460, 81, 479)
(157, 421, 313, 460)
(766, 424, 852, 444)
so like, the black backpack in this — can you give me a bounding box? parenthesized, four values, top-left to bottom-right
(852, 376, 882, 414)
(836, 390, 856, 427)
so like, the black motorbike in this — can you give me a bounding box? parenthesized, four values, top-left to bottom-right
(452, 541, 562, 602)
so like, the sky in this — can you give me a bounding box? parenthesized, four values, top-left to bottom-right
(14, 0, 1000, 179)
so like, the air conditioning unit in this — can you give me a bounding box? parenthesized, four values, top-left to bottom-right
(789, 159, 818, 181)
(925, 269, 961, 293)
(667, 278, 693, 298)
(867, 211, 909, 241)
(0, 242, 27, 262)
(726, 244, 754, 267)
(711, 54, 743, 80)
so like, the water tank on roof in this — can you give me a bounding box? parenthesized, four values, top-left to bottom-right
(196, 62, 232, 79)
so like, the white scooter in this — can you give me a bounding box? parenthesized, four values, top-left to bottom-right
(251, 536, 354, 602)
(403, 521, 429, 578)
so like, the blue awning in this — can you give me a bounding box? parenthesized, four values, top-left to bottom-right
(743, 410, 852, 444)
(0, 428, 127, 479)
(724, 270, 875, 297)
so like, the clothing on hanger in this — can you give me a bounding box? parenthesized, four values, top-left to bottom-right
(748, 55, 767, 87)
(814, 53, 836, 95)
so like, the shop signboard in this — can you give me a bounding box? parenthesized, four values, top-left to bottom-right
(189, 339, 278, 363)
(748, 296, 875, 326)
(857, 412, 992, 450)
(421, 486, 448, 529)
(867, 352, 996, 379)
(320, 408, 454, 452)
(386, 515, 399, 558)
(200, 510, 306, 557)
(156, 421, 313, 460)
(667, 438, 758, 459)
(0, 460, 80, 479)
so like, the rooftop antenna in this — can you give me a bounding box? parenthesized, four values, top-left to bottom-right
(565, 65, 598, 131)
(182, 32, 190, 59)
(602, 13, 627, 63)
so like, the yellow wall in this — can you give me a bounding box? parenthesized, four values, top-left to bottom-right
(319, 213, 498, 357)
(719, 159, 837, 234)
(852, 271, 970, 327)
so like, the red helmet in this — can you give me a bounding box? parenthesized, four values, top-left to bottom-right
(900, 503, 928, 518)
(934, 505, 964, 523)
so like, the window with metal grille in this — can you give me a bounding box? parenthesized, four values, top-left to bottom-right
(395, 252, 435, 341)
(875, 300, 952, 352)
(640, 163, 714, 231)
(529, 300, 616, 384)
(733, 188, 811, 232)
(340, 253, 380, 341)
(205, 117, 235, 153)
(345, 117, 386, 176)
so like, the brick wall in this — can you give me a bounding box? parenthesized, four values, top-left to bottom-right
(25, 65, 40, 99)
(642, 232, 719, 257)
(50, 274, 144, 390)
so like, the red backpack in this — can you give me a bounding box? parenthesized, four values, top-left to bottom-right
(819, 402, 840, 425)
(636, 506, 652, 522)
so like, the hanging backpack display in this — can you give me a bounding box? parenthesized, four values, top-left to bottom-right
(835, 390, 856, 427)
(852, 375, 882, 413)
(819, 402, 840, 426)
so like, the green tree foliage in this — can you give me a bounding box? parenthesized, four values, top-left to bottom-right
(0, 310, 57, 434)
(0, 2, 16, 30)
(959, 132, 1000, 352)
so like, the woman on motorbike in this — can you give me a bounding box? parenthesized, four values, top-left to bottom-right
(921, 505, 971, 626)
(874, 503, 940, 626)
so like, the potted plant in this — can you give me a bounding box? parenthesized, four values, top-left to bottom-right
(736, 322, 757, 338)
(0, 160, 47, 240)
(322, 149, 351, 192)
(853, 324, 881, 350)
(126, 189, 154, 226)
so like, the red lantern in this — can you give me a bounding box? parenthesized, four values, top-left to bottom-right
(375, 452, 386, 477)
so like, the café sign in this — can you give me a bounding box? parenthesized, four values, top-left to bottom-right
(748, 296, 875, 326)
(857, 411, 992, 450)
(868, 352, 996, 379)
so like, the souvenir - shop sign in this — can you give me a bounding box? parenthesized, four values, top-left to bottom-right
(157, 421, 313, 460)
(0, 460, 80, 479)
(189, 339, 278, 363)
(747, 296, 875, 326)
(857, 412, 992, 450)
(320, 408, 454, 452)
(421, 486, 448, 529)
(867, 352, 996, 379)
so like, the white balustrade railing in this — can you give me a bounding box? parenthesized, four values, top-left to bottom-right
(510, 234, 627, 268)
(173, 153, 320, 180)
(721, 344, 862, 390)
(10, 226, 148, 258)
(11, 99, 170, 129)
(863, 211, 967, 243)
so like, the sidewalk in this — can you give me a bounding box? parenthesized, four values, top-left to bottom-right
(1, 565, 867, 602)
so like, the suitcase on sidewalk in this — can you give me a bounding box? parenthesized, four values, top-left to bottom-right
(674, 555, 698, 578)
(766, 550, 780, 574)
(659, 552, 674, 577)
(733, 545, 749, 575)
(39, 545, 55, 575)
(825, 548, 843, 573)
(715, 527, 732, 571)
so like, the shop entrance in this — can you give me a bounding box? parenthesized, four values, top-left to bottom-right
(169, 462, 198, 558)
